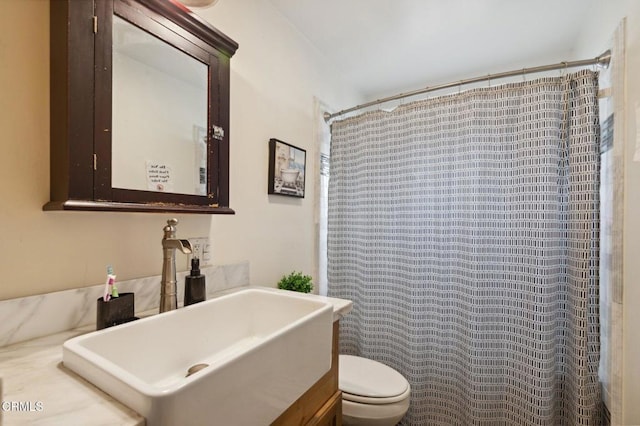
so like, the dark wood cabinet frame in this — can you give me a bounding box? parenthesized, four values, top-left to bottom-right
(46, 0, 238, 214)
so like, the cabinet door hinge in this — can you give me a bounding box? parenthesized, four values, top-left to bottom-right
(92, 16, 98, 34)
(93, 154, 97, 170)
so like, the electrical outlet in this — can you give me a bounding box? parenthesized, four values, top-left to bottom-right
(187, 237, 209, 265)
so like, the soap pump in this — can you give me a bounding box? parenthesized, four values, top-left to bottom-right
(184, 257, 206, 306)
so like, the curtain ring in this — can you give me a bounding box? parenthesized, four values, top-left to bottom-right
(488, 74, 491, 87)
(560, 61, 568, 76)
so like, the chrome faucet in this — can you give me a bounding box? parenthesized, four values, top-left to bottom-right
(160, 218, 192, 313)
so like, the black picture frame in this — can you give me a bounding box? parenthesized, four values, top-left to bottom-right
(268, 138, 306, 198)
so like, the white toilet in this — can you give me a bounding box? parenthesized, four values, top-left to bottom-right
(339, 355, 411, 426)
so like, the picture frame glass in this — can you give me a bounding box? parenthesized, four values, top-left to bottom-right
(269, 139, 306, 197)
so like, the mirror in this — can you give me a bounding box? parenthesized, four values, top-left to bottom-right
(47, 0, 238, 213)
(112, 15, 208, 196)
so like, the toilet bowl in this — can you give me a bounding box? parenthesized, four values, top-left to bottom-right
(339, 355, 411, 426)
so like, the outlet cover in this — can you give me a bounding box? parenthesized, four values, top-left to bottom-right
(188, 237, 209, 265)
(201, 239, 211, 265)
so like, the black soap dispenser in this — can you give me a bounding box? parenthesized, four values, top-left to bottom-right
(184, 257, 206, 306)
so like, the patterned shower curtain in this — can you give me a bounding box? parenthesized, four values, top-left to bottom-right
(328, 70, 601, 425)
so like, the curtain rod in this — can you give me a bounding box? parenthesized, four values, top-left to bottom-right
(324, 50, 611, 122)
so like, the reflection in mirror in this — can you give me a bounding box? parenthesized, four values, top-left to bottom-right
(112, 15, 208, 196)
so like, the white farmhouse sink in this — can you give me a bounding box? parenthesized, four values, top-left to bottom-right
(63, 288, 333, 425)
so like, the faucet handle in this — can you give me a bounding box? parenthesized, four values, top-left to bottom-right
(164, 218, 179, 238)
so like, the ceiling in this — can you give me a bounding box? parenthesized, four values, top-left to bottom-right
(266, 0, 597, 102)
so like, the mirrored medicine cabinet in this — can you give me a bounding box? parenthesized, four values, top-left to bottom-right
(46, 0, 238, 213)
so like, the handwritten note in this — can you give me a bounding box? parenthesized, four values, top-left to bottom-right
(146, 161, 174, 192)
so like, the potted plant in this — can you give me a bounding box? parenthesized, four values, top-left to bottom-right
(277, 271, 313, 293)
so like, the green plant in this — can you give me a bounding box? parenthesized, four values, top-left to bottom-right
(277, 271, 313, 293)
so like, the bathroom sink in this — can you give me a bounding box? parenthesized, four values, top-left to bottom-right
(63, 288, 333, 425)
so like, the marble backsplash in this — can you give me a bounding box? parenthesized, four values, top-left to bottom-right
(0, 261, 250, 348)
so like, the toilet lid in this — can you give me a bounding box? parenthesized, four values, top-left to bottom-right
(339, 355, 409, 402)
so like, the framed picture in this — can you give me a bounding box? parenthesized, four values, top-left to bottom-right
(268, 138, 306, 198)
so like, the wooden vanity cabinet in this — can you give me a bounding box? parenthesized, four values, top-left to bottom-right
(272, 320, 342, 426)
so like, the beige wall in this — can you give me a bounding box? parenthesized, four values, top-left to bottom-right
(197, 0, 361, 289)
(0, 0, 359, 300)
(621, 6, 640, 423)
(574, 0, 640, 423)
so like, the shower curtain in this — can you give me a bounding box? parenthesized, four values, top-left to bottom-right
(328, 70, 601, 425)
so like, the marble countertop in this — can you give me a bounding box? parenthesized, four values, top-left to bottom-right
(0, 287, 352, 425)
